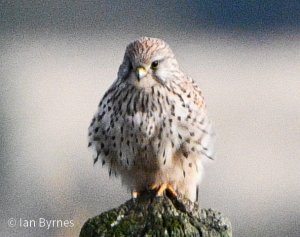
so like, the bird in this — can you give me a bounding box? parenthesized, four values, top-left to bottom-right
(88, 37, 214, 202)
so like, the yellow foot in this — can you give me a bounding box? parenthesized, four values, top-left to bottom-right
(149, 183, 160, 190)
(132, 190, 140, 199)
(151, 183, 177, 198)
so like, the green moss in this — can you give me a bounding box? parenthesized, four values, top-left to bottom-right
(80, 192, 232, 237)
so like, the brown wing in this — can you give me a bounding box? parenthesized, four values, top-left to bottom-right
(181, 76, 206, 110)
(179, 76, 215, 160)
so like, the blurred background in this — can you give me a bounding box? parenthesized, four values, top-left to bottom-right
(1, 1, 300, 236)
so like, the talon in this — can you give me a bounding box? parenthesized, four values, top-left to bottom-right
(166, 183, 177, 198)
(157, 183, 167, 196)
(157, 183, 177, 198)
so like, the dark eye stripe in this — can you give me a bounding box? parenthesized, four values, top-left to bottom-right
(128, 61, 133, 70)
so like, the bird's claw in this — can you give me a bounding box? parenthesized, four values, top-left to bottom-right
(132, 190, 140, 199)
(150, 183, 177, 198)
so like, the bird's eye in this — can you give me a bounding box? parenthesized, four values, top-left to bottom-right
(151, 60, 159, 69)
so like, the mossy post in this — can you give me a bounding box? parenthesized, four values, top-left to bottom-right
(80, 191, 232, 237)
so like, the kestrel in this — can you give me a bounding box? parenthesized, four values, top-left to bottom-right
(88, 37, 214, 202)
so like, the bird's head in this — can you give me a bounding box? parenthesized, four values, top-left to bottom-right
(118, 37, 180, 88)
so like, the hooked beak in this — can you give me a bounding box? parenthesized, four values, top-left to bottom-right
(136, 66, 147, 81)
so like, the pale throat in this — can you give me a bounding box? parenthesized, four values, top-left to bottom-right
(129, 72, 161, 89)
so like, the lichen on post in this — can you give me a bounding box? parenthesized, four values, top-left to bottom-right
(80, 191, 232, 237)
